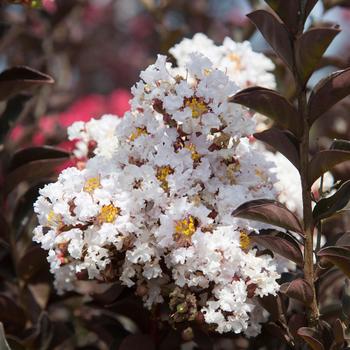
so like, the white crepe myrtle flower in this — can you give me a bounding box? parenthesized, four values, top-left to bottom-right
(33, 52, 289, 337)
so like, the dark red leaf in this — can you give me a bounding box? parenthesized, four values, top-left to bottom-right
(247, 10, 294, 71)
(250, 231, 303, 265)
(333, 319, 345, 346)
(313, 180, 350, 221)
(265, 0, 301, 34)
(335, 232, 350, 247)
(305, 0, 319, 18)
(258, 294, 281, 321)
(231, 87, 302, 137)
(119, 334, 155, 350)
(309, 150, 350, 185)
(296, 27, 340, 84)
(280, 278, 313, 305)
(0, 66, 54, 101)
(297, 327, 325, 350)
(232, 199, 303, 234)
(3, 158, 69, 196)
(308, 68, 350, 124)
(330, 139, 350, 151)
(8, 146, 70, 173)
(254, 128, 300, 170)
(317, 246, 350, 278)
(90, 283, 124, 305)
(0, 294, 26, 333)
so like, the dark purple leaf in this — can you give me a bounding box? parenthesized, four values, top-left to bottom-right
(280, 278, 313, 305)
(0, 294, 26, 333)
(265, 0, 301, 34)
(335, 232, 350, 247)
(247, 10, 294, 71)
(8, 146, 70, 173)
(305, 0, 319, 18)
(330, 139, 350, 151)
(232, 87, 302, 137)
(3, 158, 69, 196)
(119, 334, 155, 350)
(232, 199, 303, 234)
(317, 246, 350, 278)
(0, 94, 31, 142)
(258, 294, 281, 321)
(297, 327, 325, 350)
(90, 283, 124, 305)
(0, 66, 54, 101)
(308, 68, 350, 124)
(250, 231, 303, 265)
(296, 27, 340, 84)
(18, 245, 50, 283)
(254, 128, 300, 169)
(309, 150, 350, 185)
(333, 319, 345, 347)
(265, 322, 294, 346)
(313, 180, 350, 221)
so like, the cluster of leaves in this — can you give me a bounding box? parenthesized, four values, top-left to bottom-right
(232, 0, 350, 349)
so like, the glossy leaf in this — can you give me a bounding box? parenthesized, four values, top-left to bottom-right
(8, 146, 70, 173)
(313, 180, 350, 221)
(0, 323, 11, 350)
(250, 231, 303, 265)
(265, 0, 300, 34)
(330, 139, 350, 151)
(3, 158, 69, 196)
(309, 68, 350, 124)
(254, 128, 300, 169)
(305, 0, 319, 18)
(0, 94, 31, 142)
(280, 278, 313, 305)
(232, 199, 303, 234)
(231, 87, 302, 137)
(309, 150, 350, 185)
(0, 66, 54, 101)
(296, 27, 340, 84)
(297, 327, 325, 350)
(317, 246, 350, 278)
(247, 10, 294, 71)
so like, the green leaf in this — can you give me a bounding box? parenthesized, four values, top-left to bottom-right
(254, 128, 300, 170)
(0, 66, 54, 101)
(309, 150, 350, 185)
(251, 231, 303, 265)
(247, 10, 294, 72)
(231, 87, 302, 137)
(313, 180, 350, 221)
(308, 68, 350, 124)
(232, 199, 304, 234)
(296, 27, 340, 84)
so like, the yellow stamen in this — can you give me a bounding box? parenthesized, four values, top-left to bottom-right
(239, 230, 251, 251)
(98, 204, 120, 224)
(84, 177, 101, 193)
(175, 216, 197, 237)
(255, 169, 268, 182)
(129, 127, 148, 141)
(185, 97, 208, 118)
(47, 210, 62, 226)
(185, 143, 201, 162)
(156, 165, 174, 191)
(227, 53, 242, 69)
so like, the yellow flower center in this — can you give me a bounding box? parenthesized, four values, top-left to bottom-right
(255, 169, 268, 182)
(227, 53, 242, 69)
(185, 97, 208, 118)
(84, 177, 101, 193)
(156, 165, 174, 191)
(175, 216, 197, 237)
(185, 143, 201, 162)
(239, 230, 251, 251)
(47, 210, 62, 226)
(98, 204, 120, 224)
(129, 127, 148, 141)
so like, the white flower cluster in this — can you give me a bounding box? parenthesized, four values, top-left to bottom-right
(34, 38, 287, 337)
